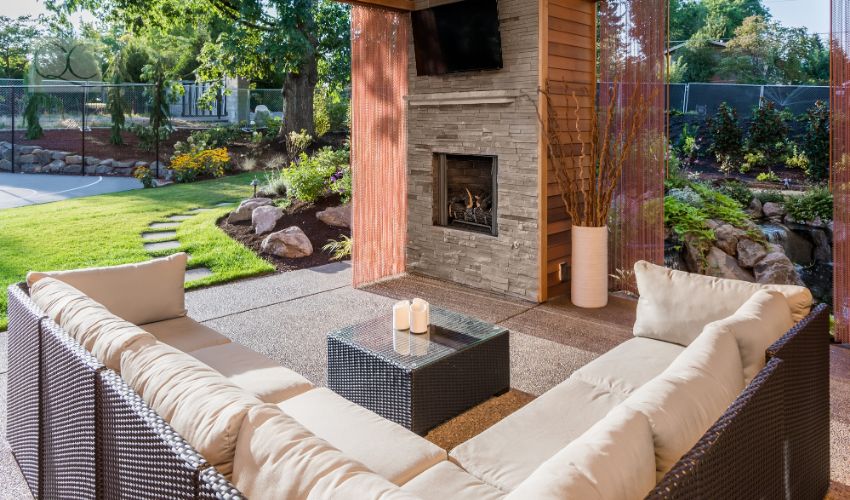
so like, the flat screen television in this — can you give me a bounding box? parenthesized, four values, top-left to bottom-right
(411, 0, 503, 76)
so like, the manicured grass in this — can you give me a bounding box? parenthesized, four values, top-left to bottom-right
(0, 173, 275, 330)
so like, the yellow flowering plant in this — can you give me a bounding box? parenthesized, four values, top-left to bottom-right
(170, 147, 231, 183)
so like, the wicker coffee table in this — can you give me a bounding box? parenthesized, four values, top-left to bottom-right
(327, 307, 510, 435)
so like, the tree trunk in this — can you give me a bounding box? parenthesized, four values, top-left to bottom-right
(280, 55, 319, 144)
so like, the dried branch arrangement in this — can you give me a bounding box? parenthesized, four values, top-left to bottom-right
(537, 79, 652, 227)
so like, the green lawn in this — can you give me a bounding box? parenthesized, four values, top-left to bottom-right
(0, 173, 275, 330)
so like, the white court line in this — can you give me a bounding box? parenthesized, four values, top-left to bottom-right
(29, 176, 105, 199)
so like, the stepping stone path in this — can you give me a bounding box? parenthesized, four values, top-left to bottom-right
(142, 207, 225, 283)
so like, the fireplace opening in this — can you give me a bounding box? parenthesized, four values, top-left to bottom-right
(434, 153, 498, 236)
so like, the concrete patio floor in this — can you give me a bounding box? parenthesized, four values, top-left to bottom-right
(1, 262, 849, 498)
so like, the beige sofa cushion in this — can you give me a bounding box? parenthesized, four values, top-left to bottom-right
(189, 343, 313, 403)
(278, 388, 446, 485)
(232, 404, 420, 500)
(506, 406, 656, 500)
(30, 277, 156, 371)
(709, 290, 794, 383)
(449, 378, 626, 492)
(571, 337, 684, 397)
(27, 253, 189, 325)
(623, 325, 745, 480)
(140, 316, 231, 353)
(633, 260, 812, 346)
(121, 341, 262, 477)
(401, 462, 504, 500)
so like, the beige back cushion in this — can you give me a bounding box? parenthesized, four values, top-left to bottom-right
(232, 404, 420, 500)
(506, 406, 656, 500)
(30, 277, 156, 371)
(633, 260, 811, 346)
(121, 341, 262, 477)
(27, 253, 189, 325)
(623, 325, 745, 480)
(710, 290, 794, 384)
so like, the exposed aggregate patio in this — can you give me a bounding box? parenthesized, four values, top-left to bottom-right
(1, 263, 849, 498)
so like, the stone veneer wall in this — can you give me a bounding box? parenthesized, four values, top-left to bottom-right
(405, 0, 540, 301)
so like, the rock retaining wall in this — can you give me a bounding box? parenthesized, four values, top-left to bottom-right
(0, 142, 163, 176)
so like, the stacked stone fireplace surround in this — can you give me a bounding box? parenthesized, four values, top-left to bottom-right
(405, 0, 540, 301)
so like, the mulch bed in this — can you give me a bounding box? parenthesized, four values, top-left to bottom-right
(218, 195, 350, 272)
(688, 158, 810, 191)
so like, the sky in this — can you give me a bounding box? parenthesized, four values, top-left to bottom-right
(2, 0, 833, 38)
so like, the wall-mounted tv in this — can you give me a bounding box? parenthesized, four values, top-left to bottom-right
(411, 0, 503, 76)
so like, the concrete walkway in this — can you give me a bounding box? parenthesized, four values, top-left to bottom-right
(1, 264, 849, 497)
(0, 172, 142, 209)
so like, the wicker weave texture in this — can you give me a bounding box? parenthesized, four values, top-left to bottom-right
(5, 284, 43, 497)
(40, 320, 102, 500)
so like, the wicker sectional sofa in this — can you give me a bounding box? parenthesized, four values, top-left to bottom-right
(5, 256, 830, 499)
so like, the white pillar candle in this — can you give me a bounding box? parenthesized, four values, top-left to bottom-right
(393, 329, 410, 355)
(393, 300, 411, 331)
(410, 301, 429, 334)
(412, 298, 430, 325)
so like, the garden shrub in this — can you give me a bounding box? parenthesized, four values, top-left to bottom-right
(286, 130, 314, 158)
(747, 99, 789, 165)
(756, 171, 781, 183)
(716, 180, 754, 207)
(667, 187, 704, 208)
(676, 125, 699, 161)
(129, 123, 171, 152)
(133, 166, 156, 188)
(329, 165, 352, 203)
(690, 182, 752, 228)
(322, 235, 352, 261)
(754, 190, 786, 204)
(709, 102, 744, 173)
(174, 125, 243, 156)
(741, 151, 767, 174)
(170, 147, 231, 183)
(784, 187, 833, 222)
(664, 196, 715, 243)
(785, 145, 810, 171)
(314, 89, 350, 137)
(803, 100, 829, 181)
(23, 91, 46, 140)
(281, 147, 349, 202)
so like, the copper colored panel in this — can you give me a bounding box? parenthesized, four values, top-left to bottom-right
(350, 6, 409, 287)
(833, 0, 849, 343)
(598, 0, 668, 293)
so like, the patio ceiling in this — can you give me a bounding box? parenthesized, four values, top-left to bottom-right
(338, 0, 414, 11)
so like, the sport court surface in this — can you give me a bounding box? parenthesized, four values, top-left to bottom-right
(0, 172, 142, 209)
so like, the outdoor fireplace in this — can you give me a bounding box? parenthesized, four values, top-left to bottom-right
(434, 153, 498, 236)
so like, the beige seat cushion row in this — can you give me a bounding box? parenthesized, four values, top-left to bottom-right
(140, 316, 231, 353)
(189, 343, 313, 404)
(121, 341, 263, 477)
(632, 260, 812, 346)
(506, 406, 657, 500)
(401, 462, 505, 500)
(232, 404, 421, 500)
(449, 378, 627, 492)
(709, 290, 794, 383)
(27, 253, 189, 326)
(571, 337, 685, 397)
(279, 388, 446, 486)
(30, 277, 156, 371)
(623, 324, 745, 480)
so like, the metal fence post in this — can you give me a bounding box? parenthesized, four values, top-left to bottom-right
(683, 83, 690, 114)
(81, 85, 87, 175)
(10, 86, 16, 174)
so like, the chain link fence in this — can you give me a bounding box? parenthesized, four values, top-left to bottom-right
(669, 83, 830, 116)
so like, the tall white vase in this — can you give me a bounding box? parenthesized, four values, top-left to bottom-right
(571, 225, 609, 309)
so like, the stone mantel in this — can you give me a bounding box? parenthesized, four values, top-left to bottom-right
(405, 90, 521, 107)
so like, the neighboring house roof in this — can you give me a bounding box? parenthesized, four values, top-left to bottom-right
(665, 39, 727, 56)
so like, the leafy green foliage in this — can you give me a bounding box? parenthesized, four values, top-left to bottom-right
(664, 195, 715, 243)
(281, 147, 349, 203)
(314, 87, 349, 136)
(23, 90, 46, 140)
(741, 150, 767, 174)
(785, 145, 809, 171)
(174, 125, 244, 156)
(329, 164, 351, 203)
(747, 99, 789, 164)
(322, 235, 352, 261)
(754, 190, 785, 204)
(803, 100, 829, 181)
(0, 15, 43, 78)
(690, 182, 752, 227)
(709, 102, 743, 171)
(715, 180, 754, 206)
(756, 171, 780, 183)
(784, 187, 833, 222)
(286, 130, 314, 158)
(128, 123, 171, 152)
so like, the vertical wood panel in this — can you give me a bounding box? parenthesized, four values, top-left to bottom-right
(351, 6, 409, 286)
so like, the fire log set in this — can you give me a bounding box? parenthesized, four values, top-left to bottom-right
(449, 187, 493, 227)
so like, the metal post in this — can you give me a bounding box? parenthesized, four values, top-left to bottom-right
(155, 108, 160, 179)
(217, 86, 222, 120)
(10, 86, 16, 174)
(81, 85, 87, 175)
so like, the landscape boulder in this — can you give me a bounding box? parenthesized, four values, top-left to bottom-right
(762, 202, 786, 220)
(228, 198, 275, 223)
(316, 204, 352, 228)
(746, 198, 764, 219)
(252, 205, 283, 235)
(0, 159, 11, 171)
(45, 160, 66, 173)
(737, 239, 768, 268)
(754, 252, 804, 286)
(706, 246, 755, 282)
(261, 226, 313, 258)
(65, 155, 82, 165)
(713, 224, 739, 256)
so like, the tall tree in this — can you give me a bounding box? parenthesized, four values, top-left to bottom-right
(0, 16, 42, 79)
(669, 0, 707, 43)
(699, 0, 770, 40)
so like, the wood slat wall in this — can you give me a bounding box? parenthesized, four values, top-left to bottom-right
(540, 0, 596, 300)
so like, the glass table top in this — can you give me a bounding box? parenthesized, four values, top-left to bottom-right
(328, 306, 508, 370)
